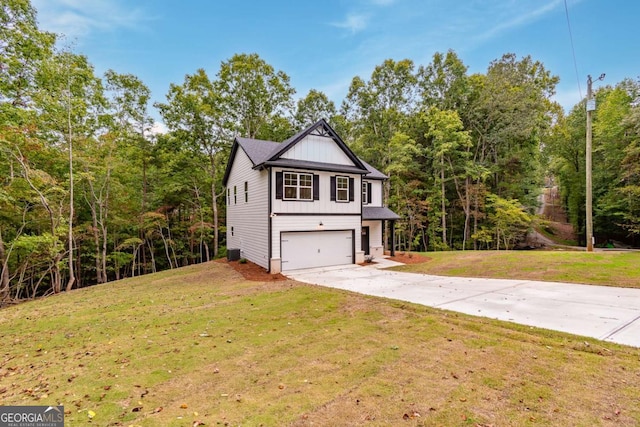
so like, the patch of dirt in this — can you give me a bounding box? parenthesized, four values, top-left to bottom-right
(542, 187, 578, 243)
(215, 258, 286, 281)
(385, 251, 432, 264)
(217, 252, 431, 280)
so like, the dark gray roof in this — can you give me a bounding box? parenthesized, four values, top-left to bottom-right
(235, 137, 280, 166)
(363, 206, 400, 221)
(360, 158, 388, 180)
(264, 159, 369, 175)
(223, 119, 389, 185)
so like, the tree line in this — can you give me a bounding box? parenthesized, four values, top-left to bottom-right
(2, 0, 639, 303)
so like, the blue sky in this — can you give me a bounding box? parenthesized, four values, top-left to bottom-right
(31, 0, 640, 127)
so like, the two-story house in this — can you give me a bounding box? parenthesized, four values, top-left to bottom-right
(222, 119, 399, 273)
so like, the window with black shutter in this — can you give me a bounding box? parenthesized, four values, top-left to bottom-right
(362, 181, 372, 204)
(276, 171, 316, 201)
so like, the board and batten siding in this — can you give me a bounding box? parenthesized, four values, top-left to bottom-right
(270, 215, 361, 261)
(363, 179, 384, 207)
(226, 147, 269, 269)
(271, 168, 361, 215)
(280, 134, 353, 165)
(362, 220, 383, 257)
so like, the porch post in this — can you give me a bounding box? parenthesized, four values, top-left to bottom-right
(390, 220, 396, 256)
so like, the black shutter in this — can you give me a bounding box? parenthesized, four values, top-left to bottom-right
(330, 176, 336, 201)
(275, 172, 283, 199)
(367, 182, 372, 204)
(313, 174, 320, 200)
(349, 177, 354, 202)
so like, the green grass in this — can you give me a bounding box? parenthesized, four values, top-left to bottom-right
(1, 261, 640, 426)
(395, 250, 640, 288)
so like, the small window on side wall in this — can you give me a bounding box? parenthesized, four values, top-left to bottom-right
(244, 181, 248, 203)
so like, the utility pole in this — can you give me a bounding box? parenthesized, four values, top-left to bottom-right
(585, 73, 605, 252)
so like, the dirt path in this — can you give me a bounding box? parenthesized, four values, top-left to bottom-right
(527, 187, 578, 248)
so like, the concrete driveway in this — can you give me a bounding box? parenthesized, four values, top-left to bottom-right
(286, 259, 640, 348)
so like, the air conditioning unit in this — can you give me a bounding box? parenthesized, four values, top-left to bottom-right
(227, 248, 241, 261)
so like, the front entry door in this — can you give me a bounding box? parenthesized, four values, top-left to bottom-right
(361, 226, 370, 255)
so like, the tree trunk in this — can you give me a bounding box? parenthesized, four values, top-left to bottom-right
(158, 226, 173, 269)
(0, 229, 10, 302)
(462, 176, 471, 250)
(473, 179, 480, 250)
(88, 197, 103, 283)
(210, 154, 219, 258)
(66, 88, 76, 293)
(146, 238, 157, 273)
(100, 216, 108, 283)
(440, 154, 447, 246)
(52, 254, 62, 294)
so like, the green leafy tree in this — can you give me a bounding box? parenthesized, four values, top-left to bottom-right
(468, 54, 558, 207)
(33, 50, 107, 291)
(156, 69, 228, 258)
(215, 53, 295, 139)
(0, 0, 55, 111)
(294, 89, 337, 130)
(418, 50, 469, 111)
(424, 107, 473, 247)
(342, 58, 417, 204)
(486, 194, 532, 250)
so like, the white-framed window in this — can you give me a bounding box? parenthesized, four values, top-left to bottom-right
(284, 172, 313, 201)
(336, 176, 349, 202)
(244, 181, 248, 203)
(362, 182, 368, 205)
(234, 185, 237, 204)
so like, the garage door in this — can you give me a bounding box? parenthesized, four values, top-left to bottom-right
(281, 230, 353, 271)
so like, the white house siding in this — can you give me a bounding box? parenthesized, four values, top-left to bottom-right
(363, 179, 384, 207)
(270, 215, 362, 266)
(226, 148, 269, 269)
(362, 220, 384, 258)
(280, 134, 353, 165)
(271, 168, 362, 215)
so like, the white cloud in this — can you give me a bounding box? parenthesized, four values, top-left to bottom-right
(32, 0, 149, 38)
(331, 13, 370, 34)
(473, 0, 565, 43)
(149, 121, 168, 136)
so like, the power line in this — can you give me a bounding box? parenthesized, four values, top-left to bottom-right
(564, 0, 582, 100)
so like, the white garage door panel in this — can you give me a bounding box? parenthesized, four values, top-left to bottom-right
(281, 230, 353, 271)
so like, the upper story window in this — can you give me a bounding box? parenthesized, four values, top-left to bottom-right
(244, 181, 248, 203)
(336, 176, 349, 202)
(362, 182, 368, 205)
(330, 176, 355, 202)
(362, 181, 372, 204)
(279, 172, 313, 201)
(275, 171, 321, 202)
